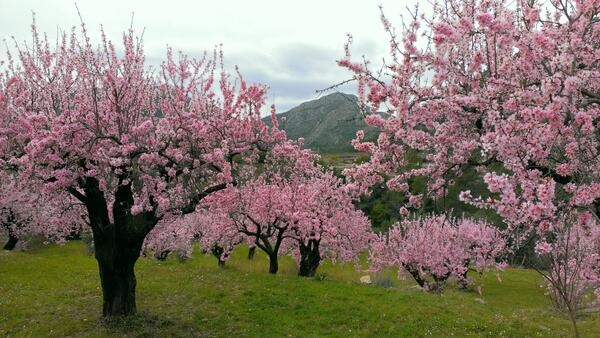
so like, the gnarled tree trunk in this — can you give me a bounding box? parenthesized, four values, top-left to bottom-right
(250, 226, 286, 274)
(2, 212, 19, 251)
(154, 250, 170, 261)
(95, 238, 141, 316)
(405, 264, 427, 289)
(70, 169, 227, 317)
(404, 263, 450, 292)
(3, 232, 18, 251)
(298, 239, 321, 277)
(83, 177, 156, 317)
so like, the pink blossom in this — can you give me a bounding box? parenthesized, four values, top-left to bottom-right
(535, 241, 552, 255)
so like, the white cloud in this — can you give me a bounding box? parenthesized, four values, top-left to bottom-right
(0, 0, 426, 112)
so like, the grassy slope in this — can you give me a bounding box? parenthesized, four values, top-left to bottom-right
(1, 242, 599, 337)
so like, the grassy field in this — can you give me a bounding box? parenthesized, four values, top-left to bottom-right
(1, 242, 599, 337)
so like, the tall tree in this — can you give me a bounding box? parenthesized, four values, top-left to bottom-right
(340, 0, 600, 334)
(342, 0, 600, 232)
(1, 20, 285, 316)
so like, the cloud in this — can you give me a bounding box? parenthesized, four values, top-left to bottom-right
(0, 0, 426, 113)
(227, 44, 358, 112)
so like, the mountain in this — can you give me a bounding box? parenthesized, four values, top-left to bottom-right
(265, 92, 378, 153)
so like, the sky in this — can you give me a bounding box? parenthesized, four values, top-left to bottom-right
(0, 0, 422, 113)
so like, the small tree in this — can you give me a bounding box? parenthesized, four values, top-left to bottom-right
(203, 143, 373, 275)
(0, 172, 86, 250)
(142, 213, 198, 261)
(534, 212, 600, 334)
(205, 176, 297, 274)
(286, 174, 373, 277)
(369, 214, 505, 292)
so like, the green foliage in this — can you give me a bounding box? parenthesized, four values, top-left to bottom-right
(1, 242, 598, 337)
(323, 151, 541, 267)
(356, 186, 405, 231)
(324, 150, 504, 232)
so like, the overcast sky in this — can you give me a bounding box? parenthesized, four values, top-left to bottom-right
(0, 0, 422, 112)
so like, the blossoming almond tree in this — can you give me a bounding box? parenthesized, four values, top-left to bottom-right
(142, 213, 199, 261)
(369, 214, 505, 292)
(340, 0, 600, 334)
(285, 173, 373, 277)
(202, 142, 373, 275)
(143, 207, 241, 265)
(534, 212, 600, 329)
(0, 20, 285, 316)
(0, 171, 86, 250)
(200, 143, 318, 274)
(342, 0, 600, 236)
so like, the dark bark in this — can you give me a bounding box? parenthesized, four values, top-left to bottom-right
(405, 264, 427, 288)
(96, 244, 139, 316)
(3, 232, 18, 251)
(211, 245, 226, 267)
(527, 161, 572, 185)
(2, 210, 19, 251)
(66, 229, 82, 240)
(154, 250, 170, 261)
(65, 162, 229, 317)
(298, 239, 321, 277)
(247, 220, 286, 274)
(82, 177, 157, 317)
(247, 246, 256, 260)
(404, 264, 449, 292)
(268, 253, 279, 274)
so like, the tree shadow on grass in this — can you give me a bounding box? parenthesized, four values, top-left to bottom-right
(99, 311, 209, 338)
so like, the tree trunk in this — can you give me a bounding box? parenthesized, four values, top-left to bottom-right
(211, 245, 225, 267)
(77, 174, 220, 317)
(431, 273, 450, 292)
(154, 250, 170, 261)
(405, 264, 427, 289)
(268, 253, 279, 274)
(2, 214, 19, 251)
(568, 305, 580, 338)
(247, 246, 256, 260)
(3, 233, 18, 251)
(83, 176, 153, 317)
(298, 240, 321, 277)
(66, 229, 82, 240)
(95, 242, 140, 317)
(458, 262, 470, 289)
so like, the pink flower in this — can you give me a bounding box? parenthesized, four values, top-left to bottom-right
(476, 13, 494, 28)
(535, 241, 552, 255)
(131, 205, 143, 216)
(399, 207, 409, 216)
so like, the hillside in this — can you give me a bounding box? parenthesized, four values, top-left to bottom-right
(266, 92, 378, 153)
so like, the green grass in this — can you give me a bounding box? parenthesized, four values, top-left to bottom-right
(1, 242, 599, 337)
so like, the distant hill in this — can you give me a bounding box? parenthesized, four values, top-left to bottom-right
(265, 92, 378, 153)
